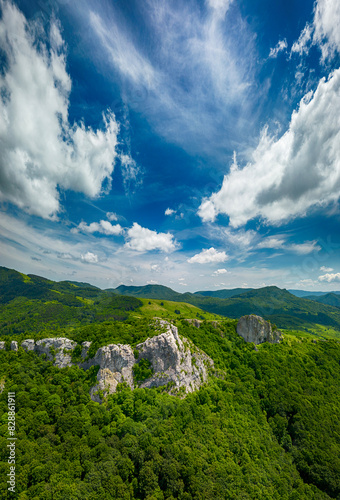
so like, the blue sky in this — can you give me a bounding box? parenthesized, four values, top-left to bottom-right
(1, 0, 340, 291)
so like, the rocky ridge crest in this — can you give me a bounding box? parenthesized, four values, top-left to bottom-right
(13, 320, 213, 402)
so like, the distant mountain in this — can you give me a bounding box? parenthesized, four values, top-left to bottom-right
(194, 288, 253, 299)
(112, 283, 340, 331)
(109, 284, 185, 301)
(288, 289, 340, 297)
(304, 293, 340, 309)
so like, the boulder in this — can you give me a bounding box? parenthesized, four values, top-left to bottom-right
(10, 341, 18, 351)
(22, 339, 35, 351)
(237, 315, 282, 345)
(34, 338, 77, 368)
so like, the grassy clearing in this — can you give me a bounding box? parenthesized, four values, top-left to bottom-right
(132, 298, 222, 321)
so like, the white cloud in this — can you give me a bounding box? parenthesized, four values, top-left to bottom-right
(88, 0, 257, 160)
(291, 24, 313, 56)
(313, 0, 340, 60)
(125, 223, 178, 252)
(257, 238, 320, 255)
(319, 272, 340, 282)
(198, 69, 340, 227)
(147, 279, 158, 284)
(106, 212, 118, 221)
(291, 0, 340, 61)
(165, 208, 176, 216)
(188, 247, 228, 264)
(0, 1, 119, 219)
(81, 252, 98, 263)
(320, 266, 334, 272)
(269, 39, 288, 58)
(73, 220, 124, 236)
(119, 153, 142, 192)
(212, 268, 228, 275)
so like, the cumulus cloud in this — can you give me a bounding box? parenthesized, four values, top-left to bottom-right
(0, 1, 119, 219)
(198, 68, 340, 227)
(212, 268, 228, 275)
(320, 266, 334, 272)
(165, 208, 176, 216)
(188, 247, 228, 264)
(73, 220, 124, 236)
(81, 252, 98, 263)
(125, 223, 178, 252)
(106, 212, 118, 221)
(313, 0, 340, 60)
(319, 272, 340, 282)
(269, 39, 288, 58)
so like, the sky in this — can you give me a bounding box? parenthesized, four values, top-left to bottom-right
(0, 0, 340, 292)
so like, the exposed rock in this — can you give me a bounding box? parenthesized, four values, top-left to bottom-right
(184, 319, 202, 328)
(0, 342, 5, 350)
(135, 320, 213, 395)
(86, 344, 136, 401)
(34, 338, 77, 368)
(10, 341, 18, 351)
(237, 315, 282, 345)
(14, 321, 214, 402)
(22, 339, 35, 351)
(81, 341, 92, 359)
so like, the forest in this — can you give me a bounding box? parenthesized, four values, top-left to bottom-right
(0, 267, 340, 499)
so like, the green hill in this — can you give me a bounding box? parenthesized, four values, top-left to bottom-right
(194, 287, 253, 298)
(304, 292, 340, 308)
(112, 283, 340, 335)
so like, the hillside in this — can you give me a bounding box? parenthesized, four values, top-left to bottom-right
(304, 292, 340, 308)
(1, 266, 340, 497)
(194, 288, 253, 298)
(112, 283, 340, 335)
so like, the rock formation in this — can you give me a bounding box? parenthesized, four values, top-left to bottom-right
(237, 315, 282, 345)
(19, 320, 213, 402)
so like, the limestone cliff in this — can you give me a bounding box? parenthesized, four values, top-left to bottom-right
(19, 320, 213, 402)
(237, 315, 282, 345)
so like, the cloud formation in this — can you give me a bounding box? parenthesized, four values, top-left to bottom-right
(0, 1, 119, 219)
(81, 252, 99, 264)
(319, 272, 340, 283)
(269, 39, 288, 58)
(73, 220, 124, 236)
(125, 223, 178, 252)
(198, 68, 340, 227)
(188, 247, 228, 264)
(291, 0, 340, 61)
(88, 0, 257, 160)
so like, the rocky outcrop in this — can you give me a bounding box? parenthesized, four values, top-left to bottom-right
(0, 342, 5, 350)
(18, 320, 213, 402)
(84, 344, 136, 403)
(135, 320, 212, 394)
(10, 341, 18, 351)
(237, 315, 282, 345)
(34, 338, 77, 368)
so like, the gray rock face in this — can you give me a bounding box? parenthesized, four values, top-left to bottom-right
(22, 339, 35, 351)
(0, 342, 5, 350)
(35, 338, 77, 368)
(135, 320, 213, 394)
(10, 341, 18, 351)
(237, 315, 282, 345)
(88, 344, 136, 403)
(18, 320, 213, 402)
